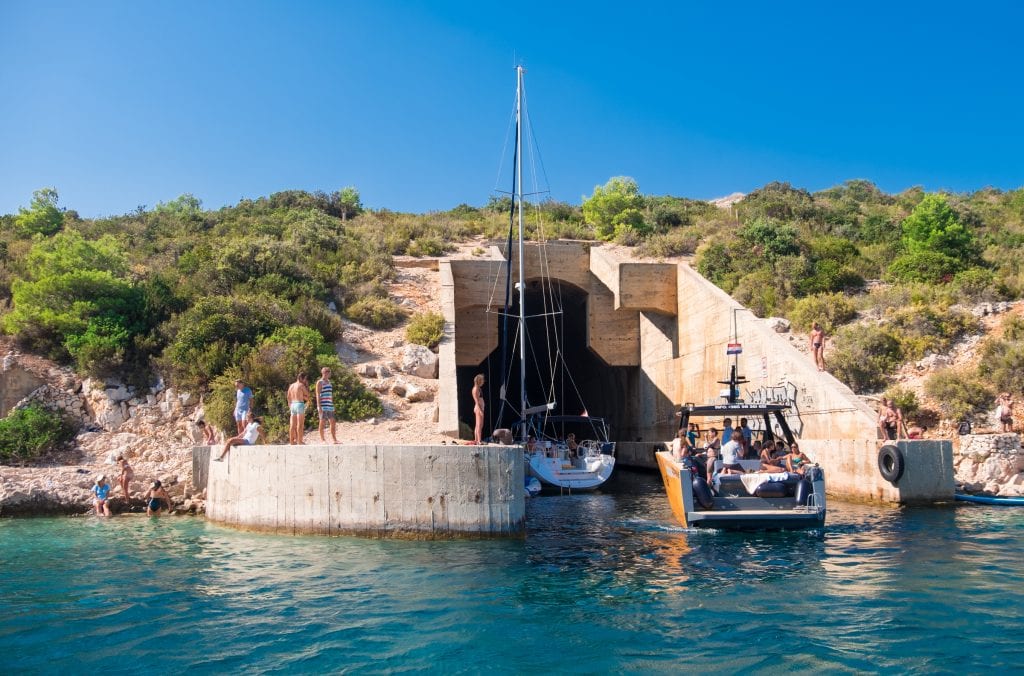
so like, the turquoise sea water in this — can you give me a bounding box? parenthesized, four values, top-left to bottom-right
(2, 469, 1023, 674)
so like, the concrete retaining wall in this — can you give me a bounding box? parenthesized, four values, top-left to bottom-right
(193, 445, 210, 491)
(205, 444, 525, 538)
(802, 438, 954, 504)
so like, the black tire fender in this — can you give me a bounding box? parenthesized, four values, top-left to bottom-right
(878, 444, 905, 485)
(692, 476, 715, 510)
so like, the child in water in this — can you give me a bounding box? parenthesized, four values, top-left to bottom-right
(93, 474, 112, 517)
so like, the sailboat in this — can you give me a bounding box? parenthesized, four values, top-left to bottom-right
(491, 66, 616, 491)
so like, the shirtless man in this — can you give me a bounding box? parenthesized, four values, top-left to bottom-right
(878, 398, 902, 440)
(810, 322, 826, 371)
(472, 373, 486, 445)
(287, 372, 311, 444)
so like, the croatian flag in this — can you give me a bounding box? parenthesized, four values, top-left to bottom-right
(727, 343, 742, 355)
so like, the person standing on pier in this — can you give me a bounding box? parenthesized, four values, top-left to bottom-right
(233, 380, 253, 434)
(472, 374, 486, 445)
(287, 372, 311, 444)
(316, 367, 339, 444)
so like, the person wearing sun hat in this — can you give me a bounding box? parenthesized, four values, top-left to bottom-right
(92, 474, 112, 517)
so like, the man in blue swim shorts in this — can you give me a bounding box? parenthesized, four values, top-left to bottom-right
(287, 372, 310, 445)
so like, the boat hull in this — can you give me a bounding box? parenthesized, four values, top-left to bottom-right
(655, 452, 826, 531)
(528, 450, 615, 490)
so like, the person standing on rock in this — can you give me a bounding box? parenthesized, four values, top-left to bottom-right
(472, 373, 486, 445)
(316, 367, 339, 444)
(234, 380, 254, 434)
(92, 474, 112, 517)
(878, 398, 902, 440)
(196, 420, 217, 445)
(287, 372, 311, 444)
(997, 392, 1014, 433)
(115, 455, 133, 500)
(216, 412, 263, 460)
(145, 480, 171, 516)
(810, 322, 826, 371)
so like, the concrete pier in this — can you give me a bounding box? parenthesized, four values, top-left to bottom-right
(204, 444, 525, 538)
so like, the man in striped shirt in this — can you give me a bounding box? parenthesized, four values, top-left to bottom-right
(316, 366, 339, 444)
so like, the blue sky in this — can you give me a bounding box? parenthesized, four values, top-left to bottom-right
(1, 0, 1022, 217)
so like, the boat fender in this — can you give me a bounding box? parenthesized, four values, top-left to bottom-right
(754, 481, 788, 498)
(794, 478, 812, 505)
(877, 444, 904, 484)
(692, 477, 714, 510)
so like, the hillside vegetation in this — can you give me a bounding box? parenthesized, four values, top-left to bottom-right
(2, 178, 1023, 435)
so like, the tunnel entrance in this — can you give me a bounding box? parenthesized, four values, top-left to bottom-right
(457, 280, 637, 442)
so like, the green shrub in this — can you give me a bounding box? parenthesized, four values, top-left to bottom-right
(636, 227, 701, 258)
(294, 299, 343, 342)
(977, 337, 1024, 396)
(950, 267, 1003, 304)
(406, 311, 445, 348)
(885, 251, 963, 284)
(694, 240, 736, 289)
(829, 324, 903, 393)
(884, 387, 920, 419)
(345, 296, 405, 329)
(0, 404, 74, 461)
(884, 306, 978, 361)
(1003, 315, 1024, 342)
(924, 368, 993, 421)
(3, 270, 148, 367)
(787, 292, 858, 333)
(161, 294, 290, 388)
(731, 269, 782, 317)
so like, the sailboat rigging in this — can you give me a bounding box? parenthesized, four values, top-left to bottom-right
(488, 66, 615, 491)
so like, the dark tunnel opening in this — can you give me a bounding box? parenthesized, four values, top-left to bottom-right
(457, 280, 637, 442)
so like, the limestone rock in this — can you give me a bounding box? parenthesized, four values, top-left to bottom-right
(402, 345, 439, 379)
(765, 317, 791, 333)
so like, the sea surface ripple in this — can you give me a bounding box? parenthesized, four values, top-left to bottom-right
(2, 469, 1022, 673)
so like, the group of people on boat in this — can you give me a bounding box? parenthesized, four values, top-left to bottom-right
(671, 421, 810, 484)
(90, 456, 172, 517)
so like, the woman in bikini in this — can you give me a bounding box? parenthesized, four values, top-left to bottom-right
(785, 444, 811, 475)
(115, 455, 134, 500)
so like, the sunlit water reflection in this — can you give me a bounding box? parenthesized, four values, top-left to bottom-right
(2, 468, 1022, 672)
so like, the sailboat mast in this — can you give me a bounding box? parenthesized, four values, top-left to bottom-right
(515, 65, 527, 432)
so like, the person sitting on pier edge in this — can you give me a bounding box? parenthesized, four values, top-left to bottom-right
(785, 444, 811, 475)
(216, 411, 264, 460)
(719, 435, 744, 475)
